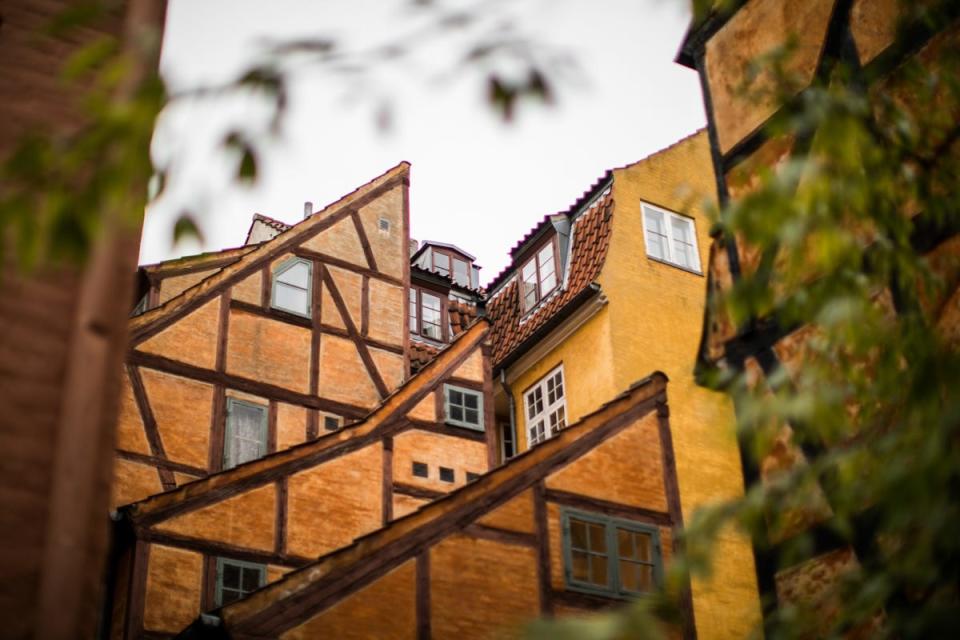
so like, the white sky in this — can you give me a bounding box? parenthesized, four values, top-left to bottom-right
(142, 0, 705, 282)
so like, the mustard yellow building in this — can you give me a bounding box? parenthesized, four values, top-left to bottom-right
(487, 130, 762, 638)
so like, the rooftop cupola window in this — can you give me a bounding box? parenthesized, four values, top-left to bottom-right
(412, 242, 480, 290)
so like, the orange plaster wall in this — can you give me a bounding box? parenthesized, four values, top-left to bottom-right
(231, 268, 262, 306)
(226, 308, 311, 394)
(140, 369, 213, 470)
(430, 534, 540, 639)
(299, 215, 367, 269)
(476, 489, 536, 534)
(393, 430, 488, 490)
(155, 484, 277, 552)
(366, 279, 405, 347)
(143, 544, 203, 634)
(286, 444, 383, 558)
(546, 412, 667, 513)
(276, 402, 307, 451)
(116, 373, 149, 456)
(357, 184, 406, 280)
(158, 269, 219, 305)
(281, 560, 416, 640)
(112, 458, 164, 508)
(317, 334, 381, 407)
(139, 297, 220, 370)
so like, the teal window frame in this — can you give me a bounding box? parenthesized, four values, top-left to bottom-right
(223, 398, 268, 469)
(561, 508, 663, 599)
(443, 383, 484, 431)
(271, 257, 313, 318)
(214, 557, 266, 607)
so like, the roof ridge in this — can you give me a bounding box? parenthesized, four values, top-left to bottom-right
(122, 317, 489, 524)
(215, 371, 668, 634)
(129, 161, 410, 342)
(612, 128, 706, 172)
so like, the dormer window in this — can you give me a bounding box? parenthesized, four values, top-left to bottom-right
(433, 252, 450, 277)
(452, 257, 470, 288)
(521, 240, 558, 313)
(409, 286, 446, 342)
(272, 257, 312, 317)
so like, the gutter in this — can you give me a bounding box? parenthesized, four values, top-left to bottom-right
(499, 369, 516, 461)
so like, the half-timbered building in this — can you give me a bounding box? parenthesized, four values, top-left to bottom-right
(676, 0, 960, 633)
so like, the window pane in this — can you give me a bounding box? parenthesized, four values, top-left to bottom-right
(278, 261, 310, 287)
(637, 564, 654, 591)
(589, 556, 608, 586)
(421, 292, 441, 313)
(221, 588, 242, 606)
(522, 260, 539, 310)
(453, 258, 470, 287)
(620, 560, 640, 592)
(222, 563, 240, 589)
(618, 528, 636, 558)
(464, 393, 478, 409)
(570, 519, 588, 550)
(275, 283, 308, 314)
(237, 439, 260, 464)
(449, 389, 462, 406)
(537, 243, 554, 271)
(434, 253, 450, 275)
(540, 271, 557, 294)
(409, 289, 418, 329)
(449, 405, 463, 421)
(241, 567, 261, 592)
(571, 550, 589, 581)
(587, 523, 606, 552)
(644, 209, 667, 260)
(635, 532, 652, 562)
(465, 408, 479, 425)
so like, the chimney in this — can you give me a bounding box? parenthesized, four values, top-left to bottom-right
(303, 201, 313, 219)
(409, 239, 419, 256)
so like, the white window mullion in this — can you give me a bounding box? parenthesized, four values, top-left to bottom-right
(523, 365, 567, 448)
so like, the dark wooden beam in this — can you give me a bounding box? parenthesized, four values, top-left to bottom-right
(416, 551, 430, 640)
(275, 478, 288, 555)
(382, 436, 394, 525)
(139, 530, 311, 568)
(115, 449, 207, 478)
(462, 523, 537, 547)
(393, 483, 446, 502)
(126, 365, 176, 491)
(543, 488, 672, 527)
(128, 350, 370, 419)
(321, 267, 390, 398)
(534, 481, 553, 617)
(351, 210, 379, 273)
(292, 247, 402, 288)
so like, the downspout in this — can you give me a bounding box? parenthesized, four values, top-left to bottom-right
(499, 369, 516, 461)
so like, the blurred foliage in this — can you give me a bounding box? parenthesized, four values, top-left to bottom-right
(0, 0, 570, 269)
(529, 1, 959, 639)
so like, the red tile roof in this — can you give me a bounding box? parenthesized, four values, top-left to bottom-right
(487, 185, 614, 367)
(410, 298, 480, 374)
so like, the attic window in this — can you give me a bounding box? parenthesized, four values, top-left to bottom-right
(410, 286, 446, 342)
(444, 384, 483, 430)
(378, 217, 391, 233)
(520, 239, 559, 313)
(433, 252, 450, 277)
(272, 257, 312, 317)
(323, 414, 341, 431)
(641, 203, 701, 273)
(215, 558, 266, 607)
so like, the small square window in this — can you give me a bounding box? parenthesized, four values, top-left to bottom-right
(323, 415, 341, 431)
(439, 467, 455, 483)
(215, 558, 265, 607)
(444, 384, 484, 430)
(412, 461, 428, 478)
(466, 472, 480, 482)
(378, 217, 391, 233)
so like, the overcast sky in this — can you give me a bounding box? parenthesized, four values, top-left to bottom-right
(142, 0, 705, 282)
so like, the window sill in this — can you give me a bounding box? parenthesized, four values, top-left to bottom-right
(443, 421, 485, 433)
(562, 582, 647, 602)
(645, 255, 703, 277)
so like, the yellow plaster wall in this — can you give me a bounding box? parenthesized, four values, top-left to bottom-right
(508, 306, 615, 453)
(599, 132, 760, 638)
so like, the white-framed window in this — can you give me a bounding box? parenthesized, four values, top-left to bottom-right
(224, 398, 267, 469)
(409, 287, 445, 341)
(215, 557, 266, 606)
(640, 203, 701, 273)
(520, 240, 559, 313)
(524, 365, 566, 446)
(272, 257, 312, 317)
(444, 384, 484, 430)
